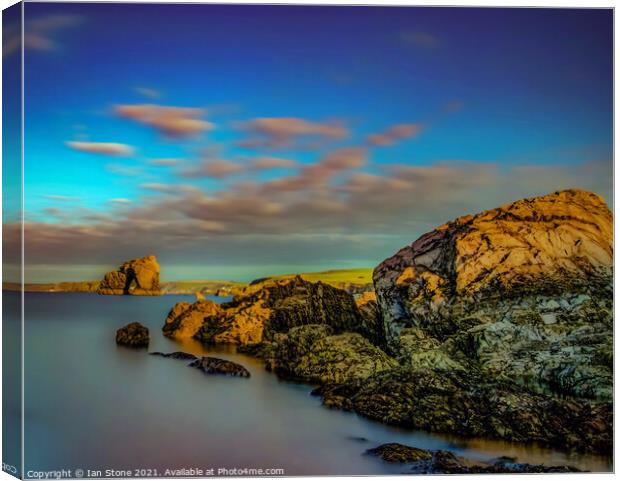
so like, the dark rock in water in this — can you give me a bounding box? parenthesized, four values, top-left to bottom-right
(366, 443, 439, 463)
(149, 351, 197, 360)
(116, 322, 149, 348)
(189, 356, 250, 378)
(98, 255, 161, 296)
(346, 436, 369, 443)
(366, 443, 581, 474)
(319, 367, 612, 454)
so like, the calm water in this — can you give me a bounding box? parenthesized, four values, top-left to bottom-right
(5, 292, 611, 475)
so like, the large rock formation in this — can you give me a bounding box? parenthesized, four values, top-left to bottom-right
(373, 189, 613, 401)
(313, 189, 612, 455)
(98, 255, 161, 295)
(190, 276, 377, 345)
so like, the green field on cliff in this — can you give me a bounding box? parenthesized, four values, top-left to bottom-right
(4, 268, 374, 294)
(272, 268, 373, 286)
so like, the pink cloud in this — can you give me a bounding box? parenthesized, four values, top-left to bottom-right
(367, 123, 423, 146)
(65, 141, 134, 157)
(238, 117, 349, 148)
(4, 14, 82, 57)
(251, 156, 298, 171)
(115, 104, 214, 138)
(179, 158, 245, 179)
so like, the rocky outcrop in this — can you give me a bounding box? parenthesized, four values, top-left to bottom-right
(365, 443, 580, 474)
(373, 190, 613, 401)
(317, 367, 612, 454)
(304, 189, 613, 455)
(266, 324, 397, 384)
(163, 300, 222, 339)
(98, 255, 161, 295)
(355, 291, 383, 346)
(189, 356, 250, 377)
(192, 276, 376, 345)
(116, 322, 149, 347)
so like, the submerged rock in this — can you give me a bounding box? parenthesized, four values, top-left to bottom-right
(266, 324, 397, 384)
(98, 255, 161, 296)
(189, 356, 250, 378)
(149, 351, 198, 360)
(163, 300, 222, 339)
(116, 322, 150, 348)
(366, 443, 581, 474)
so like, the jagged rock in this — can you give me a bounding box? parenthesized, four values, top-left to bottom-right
(163, 300, 222, 339)
(266, 324, 397, 384)
(355, 291, 383, 346)
(193, 276, 376, 345)
(373, 190, 613, 401)
(116, 322, 149, 348)
(98, 255, 161, 295)
(317, 367, 612, 454)
(366, 443, 581, 473)
(149, 351, 198, 360)
(188, 356, 250, 377)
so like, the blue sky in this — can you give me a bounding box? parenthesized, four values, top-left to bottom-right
(3, 3, 613, 281)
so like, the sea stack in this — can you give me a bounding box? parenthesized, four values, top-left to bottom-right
(98, 255, 161, 296)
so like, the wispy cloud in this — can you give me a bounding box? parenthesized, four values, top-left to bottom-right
(237, 117, 349, 149)
(109, 198, 132, 205)
(141, 182, 177, 193)
(443, 100, 464, 113)
(250, 156, 298, 171)
(65, 141, 135, 157)
(13, 158, 611, 270)
(115, 104, 214, 138)
(134, 87, 161, 100)
(4, 14, 83, 58)
(105, 164, 143, 176)
(366, 123, 423, 146)
(400, 31, 439, 48)
(44, 195, 81, 202)
(148, 158, 184, 167)
(179, 158, 244, 179)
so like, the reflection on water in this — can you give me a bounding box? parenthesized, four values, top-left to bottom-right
(15, 292, 611, 475)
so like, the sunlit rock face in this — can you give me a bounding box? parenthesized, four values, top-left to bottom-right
(162, 300, 223, 339)
(373, 189, 613, 402)
(98, 255, 161, 296)
(192, 276, 376, 345)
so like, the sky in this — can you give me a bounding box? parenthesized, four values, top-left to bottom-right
(2, 3, 613, 282)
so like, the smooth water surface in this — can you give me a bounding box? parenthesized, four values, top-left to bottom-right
(13, 292, 611, 475)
